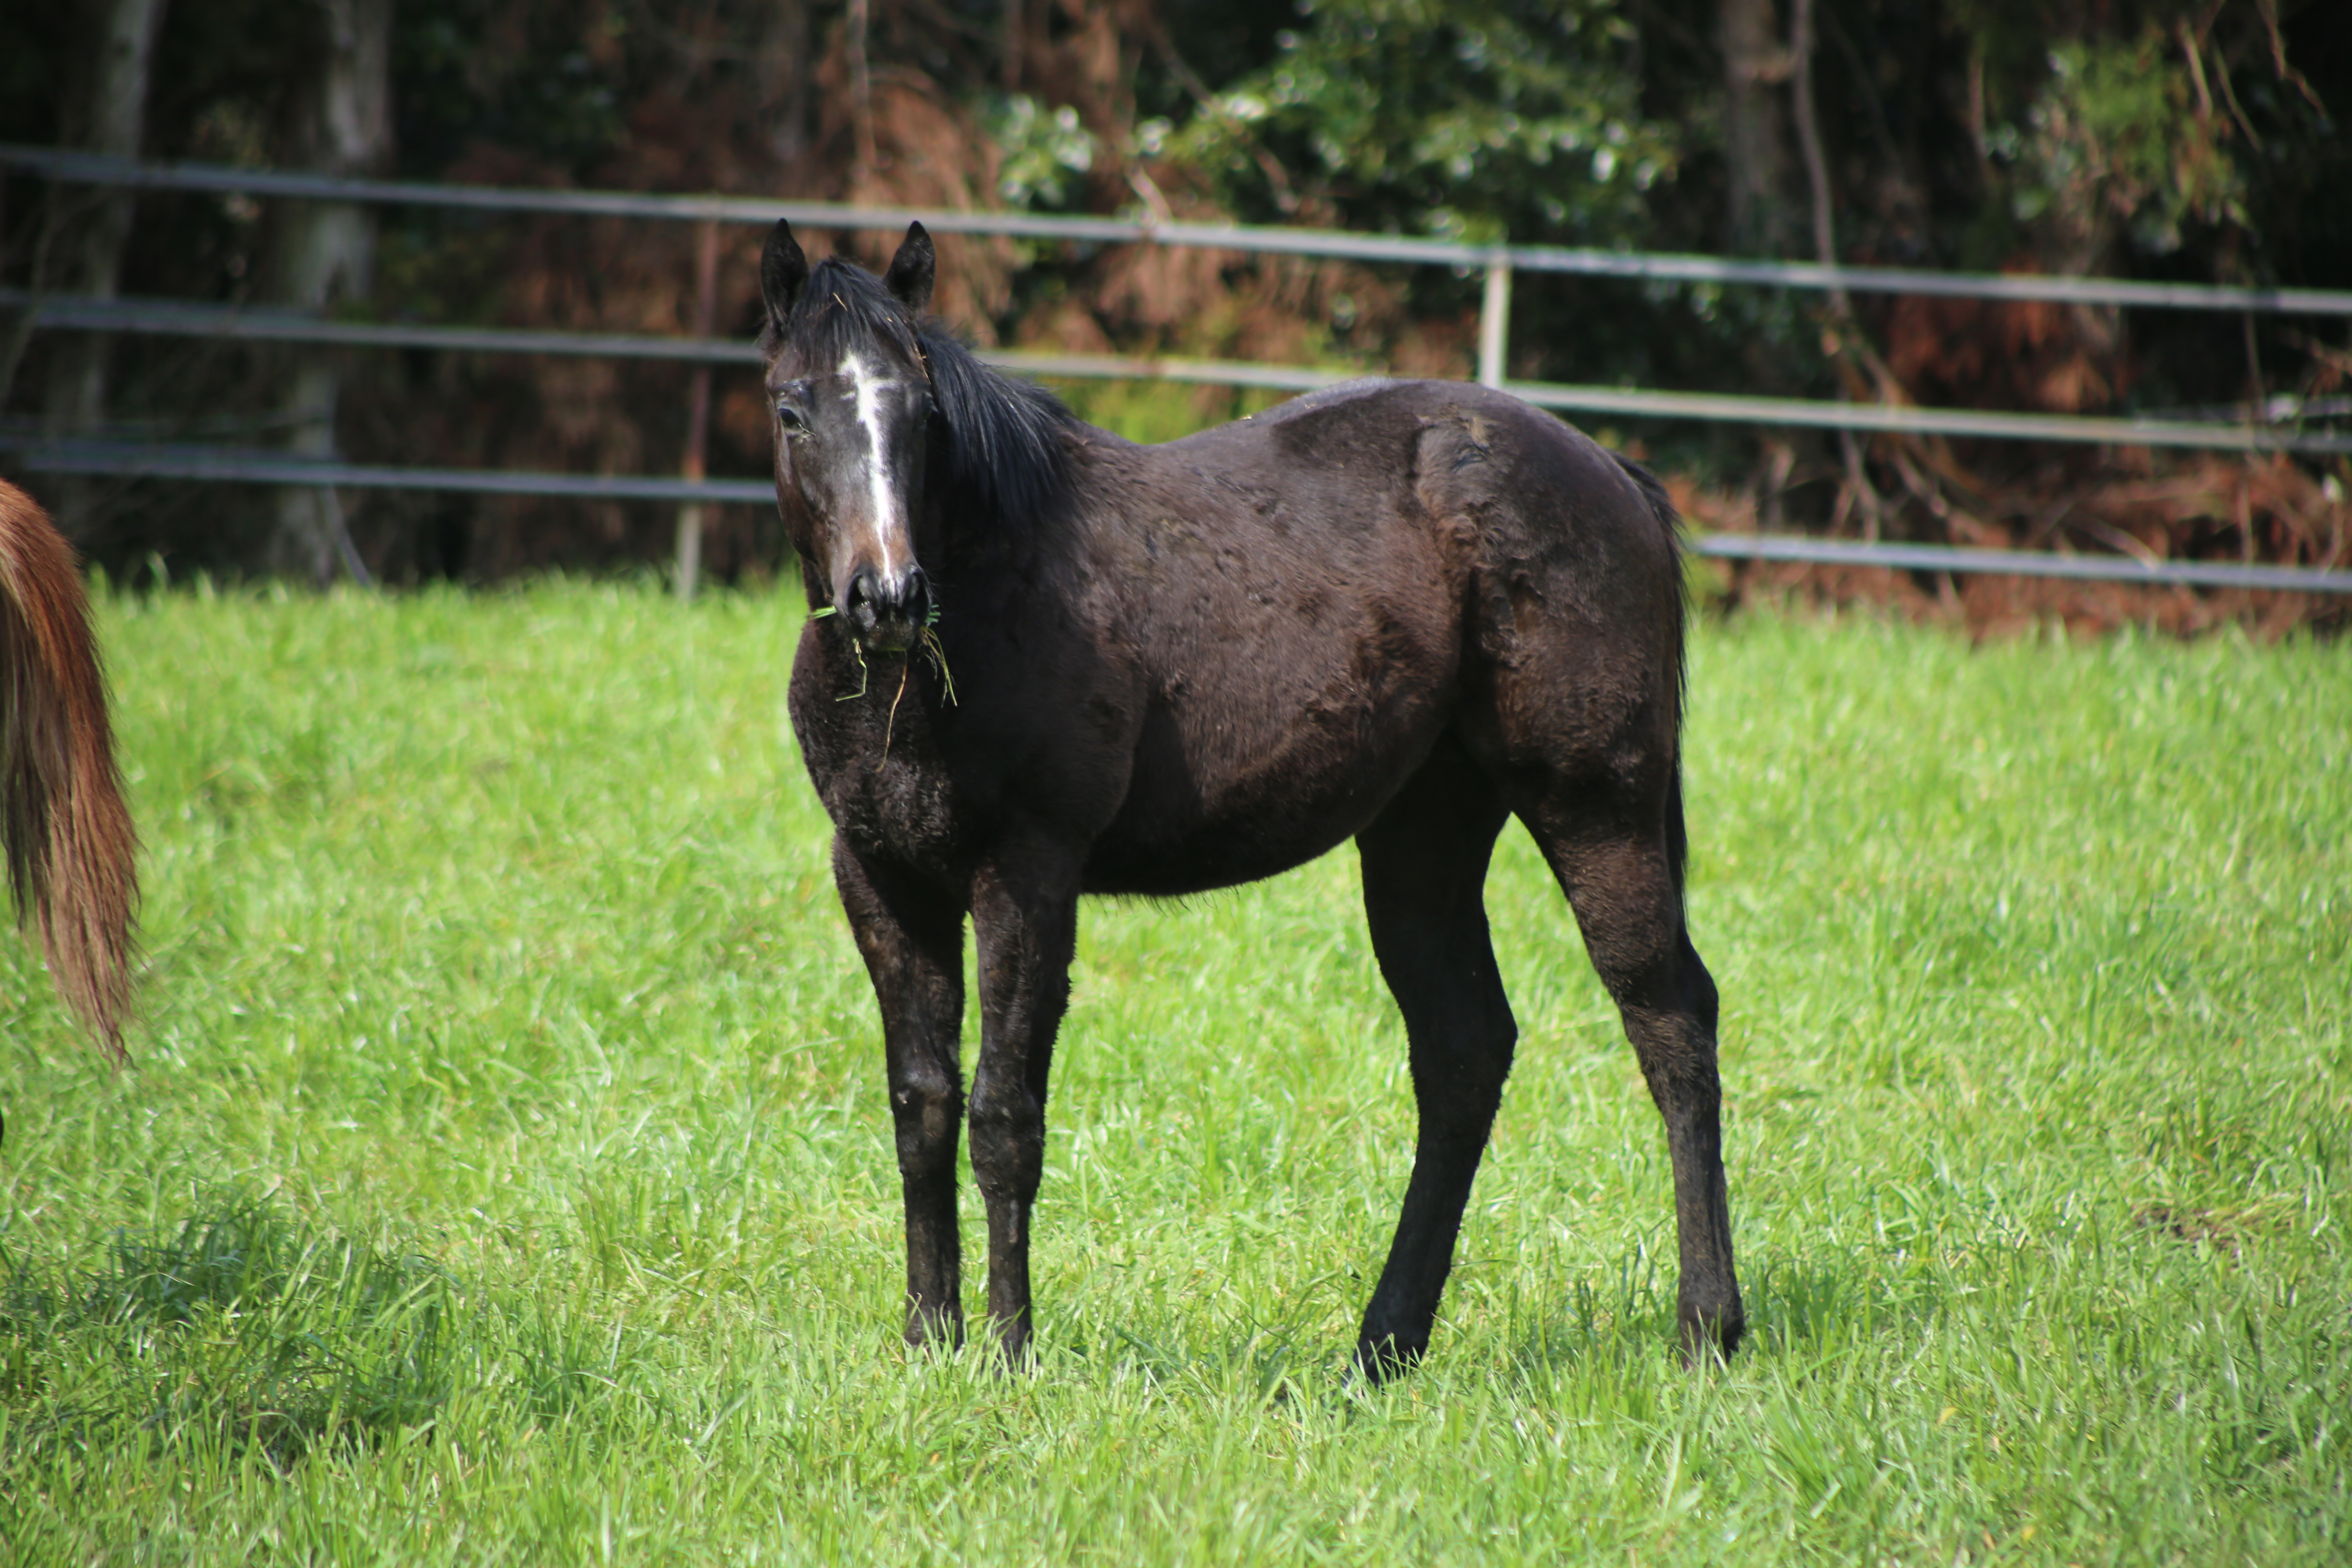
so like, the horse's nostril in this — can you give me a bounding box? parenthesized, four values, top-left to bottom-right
(903, 568, 931, 625)
(845, 567, 879, 619)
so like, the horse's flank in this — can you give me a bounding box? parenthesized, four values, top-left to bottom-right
(0, 480, 138, 1058)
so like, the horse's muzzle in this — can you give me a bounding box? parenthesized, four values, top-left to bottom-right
(843, 564, 931, 654)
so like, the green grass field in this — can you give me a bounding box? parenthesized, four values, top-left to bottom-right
(2, 581, 2345, 1564)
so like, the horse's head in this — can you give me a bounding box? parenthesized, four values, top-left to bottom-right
(759, 218, 938, 655)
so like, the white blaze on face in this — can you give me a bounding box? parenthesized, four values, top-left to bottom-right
(840, 350, 911, 584)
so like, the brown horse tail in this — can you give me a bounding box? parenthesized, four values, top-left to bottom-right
(0, 480, 138, 1059)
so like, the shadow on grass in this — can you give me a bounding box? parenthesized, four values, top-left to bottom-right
(1095, 1318, 1322, 1405)
(0, 1193, 689, 1490)
(1500, 1243, 1952, 1388)
(1, 1197, 461, 1472)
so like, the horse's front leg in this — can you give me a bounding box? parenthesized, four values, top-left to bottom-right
(833, 837, 969, 1348)
(965, 834, 1082, 1364)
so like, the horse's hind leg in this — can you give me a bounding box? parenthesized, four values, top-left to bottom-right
(1523, 779, 1744, 1362)
(833, 838, 969, 1349)
(1353, 733, 1518, 1380)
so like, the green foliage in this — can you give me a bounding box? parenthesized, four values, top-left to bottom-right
(1165, 0, 1674, 243)
(985, 95, 1100, 212)
(0, 582, 2346, 1561)
(1991, 27, 2247, 256)
(1042, 379, 1292, 443)
(392, 0, 631, 178)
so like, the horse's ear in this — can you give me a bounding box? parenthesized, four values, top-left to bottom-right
(883, 223, 934, 312)
(761, 219, 809, 332)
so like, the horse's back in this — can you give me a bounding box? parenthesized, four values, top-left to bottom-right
(1133, 377, 1683, 692)
(1160, 377, 1675, 581)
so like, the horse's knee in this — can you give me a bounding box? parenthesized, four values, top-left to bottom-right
(890, 1063, 961, 1180)
(966, 1076, 1044, 1199)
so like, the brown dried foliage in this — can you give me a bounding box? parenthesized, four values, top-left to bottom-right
(369, 8, 1483, 579)
(1685, 251, 2348, 636)
(1033, 174, 1475, 382)
(1676, 449, 2349, 637)
(1883, 278, 2125, 416)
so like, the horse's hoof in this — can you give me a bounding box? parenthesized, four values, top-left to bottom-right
(1677, 1301, 1745, 1367)
(902, 1304, 966, 1354)
(1350, 1332, 1425, 1385)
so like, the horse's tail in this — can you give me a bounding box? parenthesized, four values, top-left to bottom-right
(0, 480, 138, 1059)
(1608, 450, 1695, 895)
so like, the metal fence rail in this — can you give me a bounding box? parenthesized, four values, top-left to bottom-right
(11, 291, 2349, 456)
(11, 433, 2347, 594)
(11, 145, 2352, 317)
(1682, 533, 2352, 595)
(5, 143, 2348, 596)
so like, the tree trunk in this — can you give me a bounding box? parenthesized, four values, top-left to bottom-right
(757, 0, 814, 172)
(847, 0, 879, 196)
(40, 0, 170, 545)
(266, 0, 392, 585)
(1718, 0, 1796, 256)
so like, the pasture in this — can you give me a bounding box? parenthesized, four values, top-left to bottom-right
(1, 580, 2345, 1564)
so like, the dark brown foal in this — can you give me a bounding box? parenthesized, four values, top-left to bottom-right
(760, 218, 1742, 1376)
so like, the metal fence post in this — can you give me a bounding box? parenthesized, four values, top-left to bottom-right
(675, 218, 719, 600)
(1477, 255, 1512, 389)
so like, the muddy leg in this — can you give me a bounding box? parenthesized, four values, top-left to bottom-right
(1530, 809, 1743, 1362)
(1354, 737, 1517, 1380)
(966, 834, 1081, 1365)
(834, 837, 968, 1348)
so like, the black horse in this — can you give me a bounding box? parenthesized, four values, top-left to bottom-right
(760, 219, 1741, 1376)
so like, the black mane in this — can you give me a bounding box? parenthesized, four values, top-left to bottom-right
(762, 255, 1078, 527)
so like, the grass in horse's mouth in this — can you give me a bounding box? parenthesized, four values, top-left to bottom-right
(836, 637, 869, 702)
(918, 622, 956, 706)
(878, 627, 956, 769)
(808, 608, 951, 715)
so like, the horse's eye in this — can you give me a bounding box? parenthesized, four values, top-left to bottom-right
(777, 402, 806, 433)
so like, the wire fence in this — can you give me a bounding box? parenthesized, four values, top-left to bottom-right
(4, 145, 2349, 595)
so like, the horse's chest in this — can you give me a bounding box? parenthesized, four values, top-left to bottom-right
(815, 753, 965, 864)
(790, 675, 969, 870)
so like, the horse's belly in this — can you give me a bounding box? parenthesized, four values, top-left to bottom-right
(1080, 796, 1385, 896)
(1080, 674, 1450, 896)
